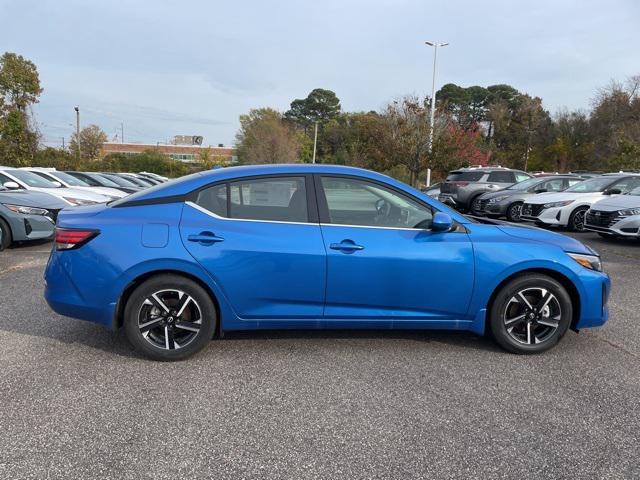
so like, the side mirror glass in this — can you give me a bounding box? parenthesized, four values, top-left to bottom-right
(534, 188, 547, 194)
(50, 181, 62, 188)
(431, 212, 453, 232)
(604, 188, 621, 195)
(3, 181, 20, 190)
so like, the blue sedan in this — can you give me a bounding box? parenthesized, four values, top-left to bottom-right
(44, 165, 610, 360)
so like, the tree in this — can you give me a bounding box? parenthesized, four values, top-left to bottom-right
(284, 88, 341, 132)
(380, 96, 431, 187)
(235, 108, 301, 164)
(69, 124, 108, 161)
(0, 52, 42, 166)
(0, 52, 43, 111)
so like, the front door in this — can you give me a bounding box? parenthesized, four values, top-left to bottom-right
(180, 175, 326, 323)
(316, 175, 474, 324)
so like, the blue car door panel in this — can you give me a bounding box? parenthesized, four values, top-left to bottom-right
(316, 175, 475, 322)
(179, 176, 326, 321)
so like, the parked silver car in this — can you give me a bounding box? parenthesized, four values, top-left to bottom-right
(0, 185, 67, 249)
(474, 175, 584, 221)
(438, 167, 531, 213)
(585, 186, 640, 238)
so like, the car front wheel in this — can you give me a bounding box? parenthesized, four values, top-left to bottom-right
(489, 274, 572, 354)
(568, 206, 589, 232)
(123, 275, 217, 361)
(506, 202, 523, 222)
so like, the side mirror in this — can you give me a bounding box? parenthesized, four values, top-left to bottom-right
(534, 188, 547, 194)
(604, 188, 621, 195)
(431, 212, 453, 232)
(3, 181, 20, 190)
(50, 181, 62, 188)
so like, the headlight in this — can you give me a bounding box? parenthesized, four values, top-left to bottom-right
(63, 197, 98, 206)
(2, 204, 49, 216)
(618, 207, 640, 216)
(543, 200, 574, 209)
(488, 195, 510, 204)
(567, 252, 603, 272)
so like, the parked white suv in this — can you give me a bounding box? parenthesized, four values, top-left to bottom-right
(23, 168, 127, 200)
(521, 174, 640, 231)
(0, 168, 110, 205)
(585, 186, 640, 238)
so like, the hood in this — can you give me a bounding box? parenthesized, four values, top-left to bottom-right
(496, 223, 594, 255)
(30, 186, 110, 203)
(590, 194, 640, 211)
(479, 189, 520, 200)
(524, 191, 602, 205)
(0, 189, 68, 209)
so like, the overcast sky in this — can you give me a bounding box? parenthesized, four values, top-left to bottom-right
(1, 0, 638, 147)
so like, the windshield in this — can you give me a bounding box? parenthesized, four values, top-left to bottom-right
(565, 177, 618, 193)
(99, 173, 138, 187)
(6, 169, 60, 188)
(507, 177, 546, 191)
(50, 171, 90, 187)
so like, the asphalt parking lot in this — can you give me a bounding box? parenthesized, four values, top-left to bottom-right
(1, 233, 639, 480)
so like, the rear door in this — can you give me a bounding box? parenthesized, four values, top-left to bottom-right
(180, 175, 326, 322)
(316, 175, 474, 324)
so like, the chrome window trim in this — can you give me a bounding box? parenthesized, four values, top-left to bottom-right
(185, 201, 316, 226)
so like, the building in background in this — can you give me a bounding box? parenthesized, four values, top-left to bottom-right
(101, 136, 236, 163)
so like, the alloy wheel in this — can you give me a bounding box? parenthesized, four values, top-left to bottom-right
(137, 289, 203, 350)
(573, 210, 586, 231)
(502, 287, 561, 345)
(508, 203, 522, 222)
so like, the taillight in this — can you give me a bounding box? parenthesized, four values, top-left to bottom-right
(54, 228, 99, 250)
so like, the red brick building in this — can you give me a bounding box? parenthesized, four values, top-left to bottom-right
(101, 142, 237, 163)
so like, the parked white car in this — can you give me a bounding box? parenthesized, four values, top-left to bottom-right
(585, 186, 640, 238)
(521, 174, 640, 231)
(23, 168, 127, 200)
(0, 168, 110, 206)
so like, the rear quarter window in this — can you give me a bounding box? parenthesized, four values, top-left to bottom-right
(446, 171, 484, 182)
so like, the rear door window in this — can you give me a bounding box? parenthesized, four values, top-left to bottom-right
(446, 171, 483, 182)
(487, 171, 516, 183)
(229, 177, 308, 223)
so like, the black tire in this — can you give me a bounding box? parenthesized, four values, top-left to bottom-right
(506, 202, 523, 222)
(568, 206, 589, 232)
(123, 274, 217, 361)
(0, 217, 12, 250)
(597, 232, 614, 239)
(489, 274, 572, 354)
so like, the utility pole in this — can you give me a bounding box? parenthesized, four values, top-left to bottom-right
(74, 106, 80, 162)
(121, 122, 124, 144)
(61, 137, 65, 150)
(425, 41, 449, 153)
(312, 121, 318, 164)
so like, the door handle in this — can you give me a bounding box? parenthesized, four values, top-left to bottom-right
(330, 240, 364, 253)
(187, 231, 224, 245)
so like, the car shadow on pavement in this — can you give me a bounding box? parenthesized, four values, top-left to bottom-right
(220, 329, 503, 354)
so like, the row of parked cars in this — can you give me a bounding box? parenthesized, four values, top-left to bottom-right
(0, 167, 168, 249)
(432, 166, 640, 239)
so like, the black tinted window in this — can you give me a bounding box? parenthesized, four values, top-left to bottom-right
(196, 184, 227, 217)
(487, 171, 515, 183)
(229, 177, 308, 222)
(446, 171, 483, 182)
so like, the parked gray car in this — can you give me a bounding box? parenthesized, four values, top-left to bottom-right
(585, 186, 640, 238)
(474, 175, 585, 221)
(438, 167, 531, 213)
(0, 185, 67, 249)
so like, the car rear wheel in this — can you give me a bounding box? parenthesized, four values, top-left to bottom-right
(506, 202, 523, 222)
(0, 218, 12, 250)
(123, 275, 217, 361)
(568, 206, 589, 232)
(489, 274, 572, 354)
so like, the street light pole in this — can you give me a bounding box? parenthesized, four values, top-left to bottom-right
(425, 41, 449, 153)
(312, 121, 318, 164)
(74, 106, 80, 163)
